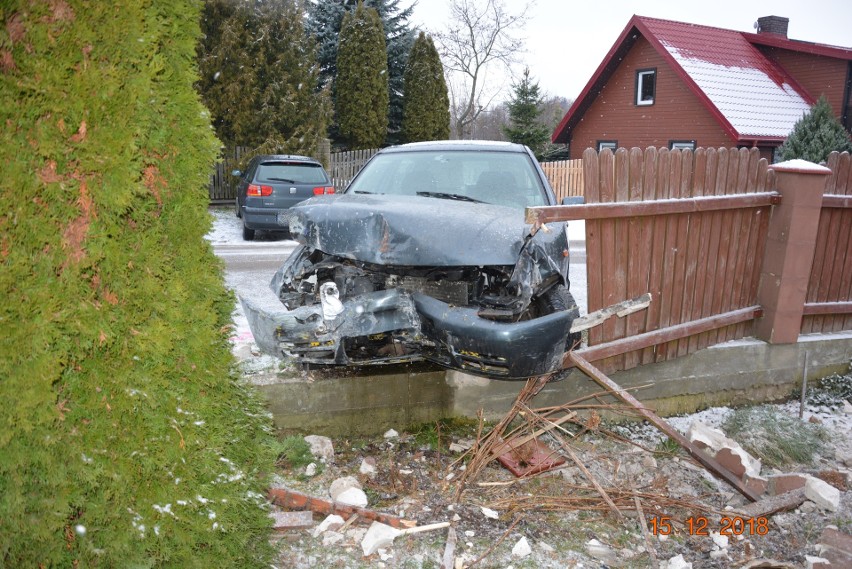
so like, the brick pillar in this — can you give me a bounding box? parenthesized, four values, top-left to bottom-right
(755, 160, 831, 343)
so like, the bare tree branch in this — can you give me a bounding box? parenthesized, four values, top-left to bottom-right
(435, 0, 532, 139)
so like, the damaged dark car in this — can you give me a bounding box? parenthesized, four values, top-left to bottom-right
(242, 141, 581, 379)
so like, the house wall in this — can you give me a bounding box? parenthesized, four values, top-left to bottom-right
(758, 47, 849, 115)
(568, 37, 734, 160)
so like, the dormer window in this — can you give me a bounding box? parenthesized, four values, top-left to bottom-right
(636, 69, 656, 106)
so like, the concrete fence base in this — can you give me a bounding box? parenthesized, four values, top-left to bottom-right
(256, 332, 852, 437)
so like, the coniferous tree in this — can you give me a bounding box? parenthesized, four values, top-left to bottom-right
(336, 3, 389, 149)
(778, 96, 852, 163)
(307, 0, 414, 144)
(197, 0, 331, 155)
(503, 67, 551, 158)
(403, 32, 450, 142)
(1, 1, 277, 565)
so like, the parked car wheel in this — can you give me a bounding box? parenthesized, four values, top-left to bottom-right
(242, 222, 255, 241)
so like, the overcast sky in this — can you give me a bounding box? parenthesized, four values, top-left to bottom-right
(410, 0, 852, 102)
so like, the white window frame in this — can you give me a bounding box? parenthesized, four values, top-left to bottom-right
(636, 69, 656, 106)
(597, 140, 618, 153)
(669, 140, 696, 151)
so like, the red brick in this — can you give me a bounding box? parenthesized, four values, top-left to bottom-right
(768, 473, 808, 496)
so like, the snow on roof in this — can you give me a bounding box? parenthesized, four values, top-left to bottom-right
(639, 17, 813, 139)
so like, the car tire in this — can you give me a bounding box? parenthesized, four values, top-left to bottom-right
(541, 285, 582, 351)
(242, 223, 255, 241)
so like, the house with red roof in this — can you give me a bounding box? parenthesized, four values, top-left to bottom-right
(551, 15, 852, 161)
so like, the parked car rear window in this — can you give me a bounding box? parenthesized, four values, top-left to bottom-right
(346, 150, 548, 208)
(257, 162, 328, 184)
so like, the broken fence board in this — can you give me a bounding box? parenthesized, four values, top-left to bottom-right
(568, 352, 761, 502)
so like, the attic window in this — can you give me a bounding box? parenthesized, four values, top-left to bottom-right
(597, 140, 618, 152)
(636, 69, 656, 106)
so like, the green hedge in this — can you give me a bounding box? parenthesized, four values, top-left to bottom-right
(0, 2, 276, 566)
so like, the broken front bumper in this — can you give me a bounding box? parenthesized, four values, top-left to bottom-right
(241, 289, 573, 379)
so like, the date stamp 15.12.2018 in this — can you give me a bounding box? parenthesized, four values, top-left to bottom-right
(648, 516, 770, 536)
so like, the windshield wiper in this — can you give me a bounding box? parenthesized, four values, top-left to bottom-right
(352, 190, 377, 194)
(267, 177, 296, 183)
(416, 191, 482, 203)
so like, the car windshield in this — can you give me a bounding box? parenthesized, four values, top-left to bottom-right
(345, 150, 548, 209)
(257, 162, 327, 184)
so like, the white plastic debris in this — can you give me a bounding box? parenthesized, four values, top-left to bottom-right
(362, 522, 399, 556)
(329, 476, 361, 501)
(312, 514, 345, 537)
(319, 282, 344, 320)
(336, 487, 368, 508)
(512, 536, 532, 558)
(480, 506, 499, 520)
(661, 554, 692, 569)
(585, 539, 617, 563)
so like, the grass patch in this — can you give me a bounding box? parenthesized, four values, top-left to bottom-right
(654, 437, 683, 458)
(274, 436, 314, 470)
(407, 417, 482, 451)
(722, 406, 829, 468)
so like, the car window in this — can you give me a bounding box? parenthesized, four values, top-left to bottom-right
(256, 162, 328, 184)
(346, 150, 548, 208)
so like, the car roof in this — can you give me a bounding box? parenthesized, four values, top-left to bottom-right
(377, 140, 532, 154)
(254, 154, 322, 164)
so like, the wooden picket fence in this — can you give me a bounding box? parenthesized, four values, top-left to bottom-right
(802, 151, 852, 334)
(541, 159, 584, 201)
(327, 147, 379, 189)
(528, 147, 852, 375)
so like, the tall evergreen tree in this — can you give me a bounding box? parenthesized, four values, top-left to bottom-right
(503, 67, 551, 158)
(403, 32, 450, 142)
(307, 0, 414, 144)
(197, 0, 331, 155)
(778, 96, 852, 163)
(336, 3, 389, 149)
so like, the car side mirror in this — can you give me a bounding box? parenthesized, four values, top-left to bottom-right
(231, 169, 242, 177)
(561, 196, 585, 205)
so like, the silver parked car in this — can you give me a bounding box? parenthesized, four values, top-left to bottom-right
(233, 154, 334, 240)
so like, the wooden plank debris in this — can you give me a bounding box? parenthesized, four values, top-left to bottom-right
(569, 293, 652, 333)
(568, 351, 761, 502)
(441, 527, 457, 569)
(735, 488, 807, 518)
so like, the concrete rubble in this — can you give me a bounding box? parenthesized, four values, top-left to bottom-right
(304, 434, 334, 463)
(687, 420, 761, 478)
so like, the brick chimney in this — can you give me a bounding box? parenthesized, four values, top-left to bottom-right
(756, 16, 789, 37)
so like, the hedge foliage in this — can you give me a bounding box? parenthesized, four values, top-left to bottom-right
(0, 2, 277, 566)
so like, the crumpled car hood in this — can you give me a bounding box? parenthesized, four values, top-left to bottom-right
(289, 194, 530, 266)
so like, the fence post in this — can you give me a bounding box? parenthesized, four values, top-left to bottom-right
(754, 160, 831, 343)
